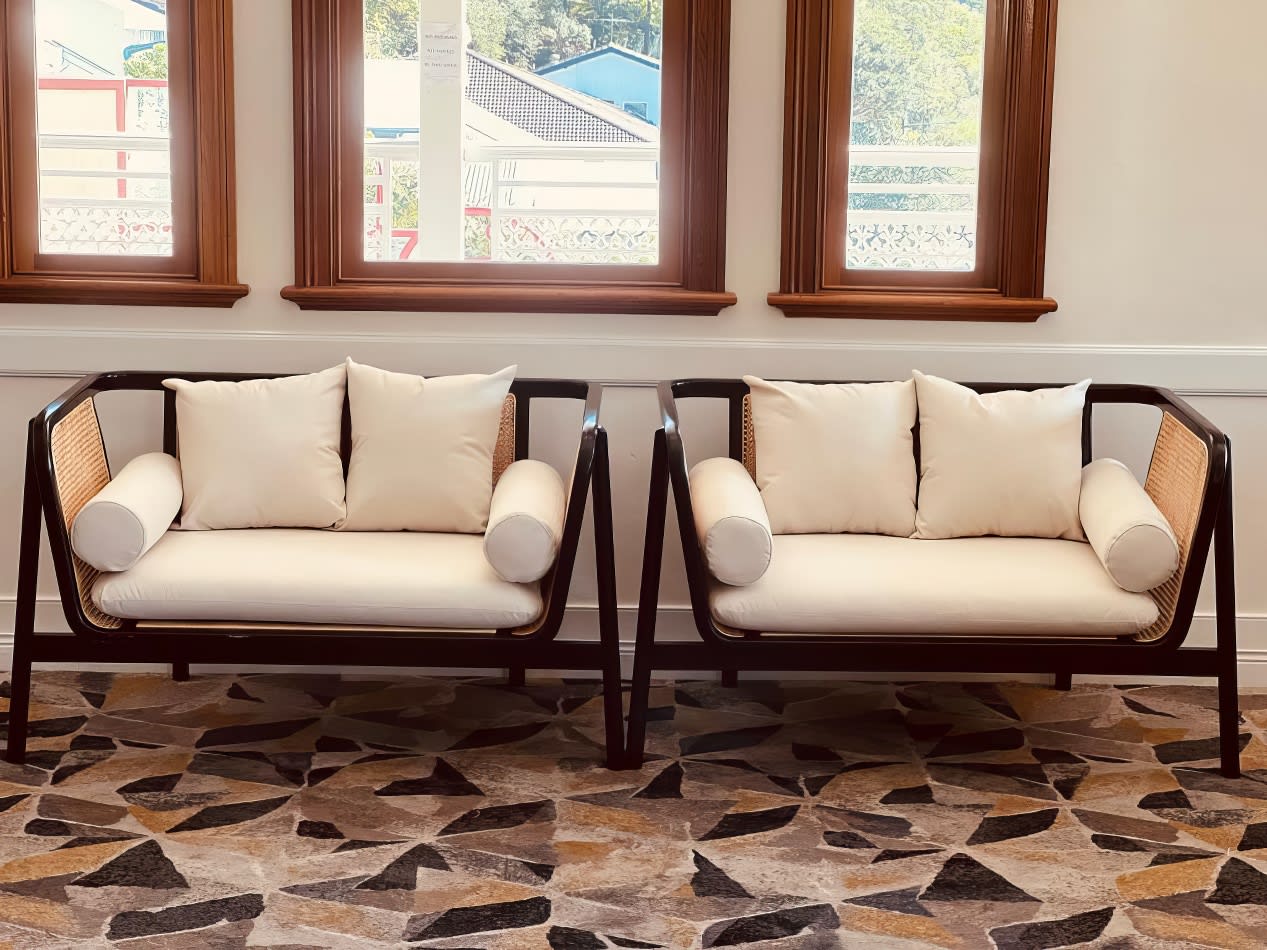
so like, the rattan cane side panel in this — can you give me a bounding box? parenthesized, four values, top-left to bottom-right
(492, 394, 516, 486)
(1136, 413, 1209, 642)
(49, 401, 123, 630)
(742, 395, 756, 480)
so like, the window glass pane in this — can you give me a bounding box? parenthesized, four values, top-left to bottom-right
(33, 0, 172, 257)
(363, 0, 662, 265)
(845, 0, 987, 271)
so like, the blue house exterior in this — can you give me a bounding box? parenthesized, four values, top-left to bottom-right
(537, 45, 661, 127)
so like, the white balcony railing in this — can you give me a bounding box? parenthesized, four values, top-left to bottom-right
(33, 135, 980, 271)
(847, 145, 980, 272)
(37, 132, 173, 257)
(363, 139, 661, 265)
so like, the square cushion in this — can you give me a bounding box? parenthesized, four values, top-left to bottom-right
(341, 360, 516, 532)
(914, 372, 1090, 540)
(743, 376, 917, 536)
(164, 366, 347, 530)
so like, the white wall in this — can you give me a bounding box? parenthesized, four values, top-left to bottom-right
(3, 0, 1266, 677)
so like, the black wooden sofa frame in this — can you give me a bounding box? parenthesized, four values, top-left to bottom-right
(626, 379, 1240, 777)
(6, 371, 624, 768)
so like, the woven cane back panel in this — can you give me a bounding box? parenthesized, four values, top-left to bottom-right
(49, 401, 123, 629)
(493, 394, 516, 485)
(741, 395, 756, 480)
(1136, 413, 1209, 642)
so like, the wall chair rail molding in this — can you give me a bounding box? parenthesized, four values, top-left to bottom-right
(2, 329, 1267, 397)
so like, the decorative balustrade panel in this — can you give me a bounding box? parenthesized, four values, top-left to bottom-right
(494, 214, 658, 264)
(363, 141, 660, 265)
(845, 146, 981, 272)
(40, 204, 174, 256)
(846, 217, 976, 272)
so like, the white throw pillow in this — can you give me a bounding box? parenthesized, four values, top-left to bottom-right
(164, 366, 347, 530)
(743, 376, 917, 536)
(913, 371, 1090, 540)
(342, 360, 516, 533)
(1080, 458, 1179, 592)
(72, 452, 183, 572)
(689, 456, 773, 586)
(484, 459, 567, 583)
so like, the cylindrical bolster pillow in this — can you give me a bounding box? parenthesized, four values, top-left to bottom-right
(689, 457, 773, 586)
(71, 452, 183, 573)
(1080, 458, 1180, 592)
(484, 460, 566, 583)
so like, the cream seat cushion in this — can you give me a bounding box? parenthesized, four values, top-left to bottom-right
(709, 534, 1158, 637)
(92, 530, 543, 629)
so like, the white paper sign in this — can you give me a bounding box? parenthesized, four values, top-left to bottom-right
(421, 22, 462, 82)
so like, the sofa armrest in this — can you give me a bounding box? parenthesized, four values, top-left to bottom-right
(484, 459, 566, 583)
(1081, 458, 1179, 593)
(689, 457, 773, 586)
(71, 452, 183, 573)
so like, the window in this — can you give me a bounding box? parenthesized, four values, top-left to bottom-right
(0, 0, 243, 306)
(285, 0, 733, 315)
(770, 0, 1057, 321)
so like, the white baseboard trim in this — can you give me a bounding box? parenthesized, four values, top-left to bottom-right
(3, 599, 1265, 686)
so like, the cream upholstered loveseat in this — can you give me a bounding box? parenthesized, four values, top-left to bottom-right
(625, 376, 1239, 777)
(6, 369, 624, 768)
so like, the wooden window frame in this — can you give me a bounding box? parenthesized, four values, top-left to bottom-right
(0, 0, 245, 307)
(770, 0, 1058, 322)
(283, 0, 735, 315)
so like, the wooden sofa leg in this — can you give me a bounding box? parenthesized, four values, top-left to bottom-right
(1053, 672, 1072, 691)
(171, 662, 191, 682)
(721, 670, 738, 688)
(625, 429, 669, 770)
(6, 436, 41, 765)
(591, 430, 626, 769)
(5, 622, 34, 765)
(1218, 665, 1241, 779)
(1215, 457, 1241, 778)
(507, 666, 526, 688)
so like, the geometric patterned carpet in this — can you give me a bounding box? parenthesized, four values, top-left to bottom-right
(1, 673, 1265, 949)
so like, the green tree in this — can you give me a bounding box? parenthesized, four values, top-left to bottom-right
(124, 43, 167, 79)
(849, 0, 985, 148)
(534, 11, 592, 67)
(466, 0, 510, 60)
(364, 0, 419, 60)
(586, 0, 660, 55)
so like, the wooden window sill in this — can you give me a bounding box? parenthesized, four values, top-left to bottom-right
(282, 283, 738, 316)
(0, 278, 249, 308)
(767, 291, 1058, 322)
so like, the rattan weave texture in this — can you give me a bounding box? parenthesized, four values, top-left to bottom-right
(741, 395, 756, 480)
(1137, 412, 1209, 642)
(493, 394, 516, 486)
(50, 401, 124, 630)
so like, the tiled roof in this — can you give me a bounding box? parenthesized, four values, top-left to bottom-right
(465, 52, 654, 144)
